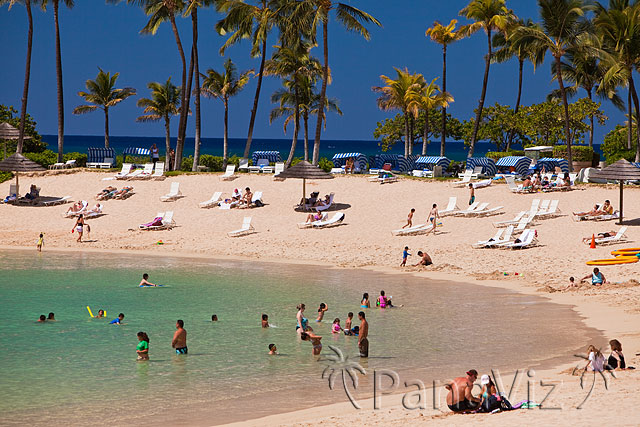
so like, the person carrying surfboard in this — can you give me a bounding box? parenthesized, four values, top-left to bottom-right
(139, 273, 157, 287)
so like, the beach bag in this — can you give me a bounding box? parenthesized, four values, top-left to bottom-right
(254, 199, 264, 207)
(480, 396, 500, 413)
(499, 395, 513, 411)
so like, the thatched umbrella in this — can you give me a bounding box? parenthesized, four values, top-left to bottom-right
(0, 122, 31, 160)
(275, 161, 334, 203)
(0, 153, 46, 196)
(591, 159, 640, 224)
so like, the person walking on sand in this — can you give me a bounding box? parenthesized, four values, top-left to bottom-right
(581, 268, 606, 286)
(445, 370, 481, 412)
(402, 208, 415, 229)
(426, 204, 440, 235)
(37, 233, 44, 252)
(468, 183, 475, 206)
(358, 311, 369, 357)
(172, 319, 188, 354)
(400, 246, 411, 266)
(72, 215, 87, 243)
(415, 251, 433, 266)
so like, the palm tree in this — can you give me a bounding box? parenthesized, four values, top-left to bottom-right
(1, 0, 37, 153)
(215, 0, 280, 160)
(110, 0, 188, 170)
(201, 59, 253, 167)
(594, 0, 640, 161)
(459, 0, 512, 158)
(492, 18, 546, 150)
(372, 68, 423, 157)
(136, 78, 181, 165)
(416, 78, 453, 156)
(425, 19, 466, 156)
(290, 0, 381, 164)
(72, 68, 136, 148)
(512, 0, 588, 170)
(41, 0, 73, 162)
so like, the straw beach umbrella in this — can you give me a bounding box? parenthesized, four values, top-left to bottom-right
(275, 160, 334, 204)
(0, 153, 45, 196)
(591, 159, 640, 224)
(0, 122, 31, 160)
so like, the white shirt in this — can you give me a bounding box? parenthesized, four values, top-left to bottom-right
(588, 352, 605, 372)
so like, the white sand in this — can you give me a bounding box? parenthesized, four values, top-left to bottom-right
(1, 170, 639, 426)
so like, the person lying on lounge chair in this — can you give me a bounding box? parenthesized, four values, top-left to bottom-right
(314, 194, 330, 207)
(87, 204, 102, 215)
(582, 231, 618, 243)
(66, 201, 84, 215)
(96, 186, 117, 200)
(531, 174, 541, 190)
(574, 200, 613, 217)
(305, 212, 323, 223)
(114, 186, 133, 198)
(560, 173, 571, 188)
(25, 184, 40, 200)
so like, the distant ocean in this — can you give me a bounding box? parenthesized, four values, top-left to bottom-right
(42, 134, 603, 162)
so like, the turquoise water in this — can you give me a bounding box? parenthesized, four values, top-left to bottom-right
(0, 250, 596, 425)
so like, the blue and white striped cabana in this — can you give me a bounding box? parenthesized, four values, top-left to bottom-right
(465, 157, 497, 176)
(495, 156, 532, 176)
(252, 151, 281, 163)
(123, 147, 151, 156)
(87, 147, 115, 166)
(536, 157, 569, 173)
(332, 153, 367, 171)
(371, 154, 415, 172)
(415, 156, 451, 171)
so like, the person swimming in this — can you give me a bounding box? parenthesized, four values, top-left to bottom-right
(96, 309, 105, 318)
(47, 312, 55, 321)
(360, 293, 370, 308)
(110, 313, 124, 324)
(211, 314, 218, 322)
(262, 314, 269, 328)
(139, 273, 157, 287)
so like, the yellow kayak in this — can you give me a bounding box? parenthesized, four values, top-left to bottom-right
(611, 248, 640, 256)
(587, 257, 638, 266)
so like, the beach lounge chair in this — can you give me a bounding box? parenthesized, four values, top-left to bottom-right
(330, 167, 344, 174)
(151, 162, 165, 180)
(228, 217, 254, 237)
(298, 213, 329, 228)
(313, 193, 334, 212)
(133, 163, 154, 180)
(593, 227, 629, 246)
(312, 212, 345, 228)
(220, 165, 237, 181)
(392, 223, 434, 236)
(500, 229, 537, 249)
(43, 195, 71, 206)
(84, 204, 105, 219)
(124, 168, 144, 180)
(199, 191, 222, 208)
(139, 211, 175, 230)
(536, 200, 560, 218)
(439, 197, 459, 217)
(238, 158, 249, 171)
(494, 211, 526, 228)
(63, 200, 88, 218)
(454, 201, 482, 216)
(378, 172, 398, 184)
(160, 182, 183, 202)
(473, 228, 504, 248)
(249, 159, 269, 173)
(513, 216, 533, 233)
(115, 163, 133, 179)
(472, 179, 492, 189)
(468, 204, 504, 217)
(273, 162, 285, 180)
(452, 170, 472, 187)
(482, 226, 515, 248)
(505, 176, 529, 193)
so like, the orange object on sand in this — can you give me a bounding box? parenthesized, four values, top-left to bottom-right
(590, 234, 596, 249)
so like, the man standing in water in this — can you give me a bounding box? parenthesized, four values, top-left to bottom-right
(172, 319, 188, 354)
(358, 311, 368, 357)
(445, 369, 481, 412)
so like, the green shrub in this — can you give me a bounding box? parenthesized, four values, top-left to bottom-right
(22, 150, 87, 168)
(553, 145, 594, 162)
(601, 125, 636, 164)
(318, 157, 334, 172)
(0, 171, 12, 184)
(486, 150, 525, 160)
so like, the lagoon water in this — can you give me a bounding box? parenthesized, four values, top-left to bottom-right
(0, 250, 597, 425)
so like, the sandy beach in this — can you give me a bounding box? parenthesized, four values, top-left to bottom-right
(1, 170, 639, 425)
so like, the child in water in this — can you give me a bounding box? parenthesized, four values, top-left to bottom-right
(47, 312, 55, 321)
(301, 331, 323, 355)
(316, 303, 328, 322)
(332, 318, 341, 334)
(360, 293, 370, 308)
(38, 315, 46, 322)
(268, 344, 278, 355)
(96, 309, 105, 318)
(345, 312, 353, 332)
(211, 314, 218, 322)
(37, 233, 44, 252)
(136, 332, 150, 360)
(261, 314, 269, 328)
(110, 313, 125, 324)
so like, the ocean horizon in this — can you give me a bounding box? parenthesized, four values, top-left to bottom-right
(42, 134, 605, 163)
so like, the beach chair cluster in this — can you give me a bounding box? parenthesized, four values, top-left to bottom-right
(454, 201, 504, 217)
(200, 190, 264, 209)
(473, 226, 538, 249)
(115, 163, 165, 180)
(62, 201, 105, 219)
(238, 159, 283, 175)
(298, 212, 345, 229)
(139, 211, 175, 231)
(49, 159, 77, 170)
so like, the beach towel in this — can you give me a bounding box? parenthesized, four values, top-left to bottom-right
(511, 400, 539, 409)
(142, 217, 163, 228)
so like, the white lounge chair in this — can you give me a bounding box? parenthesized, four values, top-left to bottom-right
(139, 211, 174, 230)
(377, 172, 398, 184)
(469, 204, 504, 217)
(312, 212, 345, 228)
(239, 191, 263, 208)
(151, 162, 165, 180)
(473, 228, 504, 248)
(330, 167, 344, 174)
(63, 200, 88, 218)
(313, 193, 334, 212)
(472, 179, 492, 189)
(160, 182, 183, 202)
(594, 227, 629, 246)
(84, 204, 104, 219)
(124, 168, 144, 180)
(298, 213, 328, 228)
(199, 191, 222, 208)
(452, 170, 472, 187)
(392, 223, 434, 236)
(505, 176, 529, 193)
(500, 229, 537, 249)
(228, 217, 254, 237)
(514, 215, 533, 233)
(494, 211, 526, 228)
(529, 198, 541, 215)
(536, 200, 560, 218)
(43, 195, 72, 206)
(454, 202, 484, 216)
(249, 159, 269, 173)
(220, 164, 237, 181)
(482, 226, 515, 248)
(238, 158, 250, 171)
(115, 163, 133, 179)
(273, 162, 285, 179)
(133, 163, 154, 180)
(439, 197, 459, 217)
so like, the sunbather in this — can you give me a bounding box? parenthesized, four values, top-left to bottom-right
(521, 176, 533, 192)
(25, 184, 39, 200)
(581, 231, 617, 243)
(305, 212, 323, 223)
(574, 200, 613, 217)
(96, 186, 116, 200)
(87, 204, 102, 215)
(65, 201, 84, 215)
(114, 186, 133, 198)
(241, 187, 252, 205)
(314, 194, 330, 207)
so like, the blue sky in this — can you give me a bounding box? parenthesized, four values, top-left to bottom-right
(0, 1, 628, 144)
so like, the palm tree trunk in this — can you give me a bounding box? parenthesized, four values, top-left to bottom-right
(183, 45, 195, 168)
(223, 98, 229, 167)
(440, 44, 447, 157)
(303, 111, 309, 162)
(286, 88, 300, 167)
(408, 115, 414, 156)
(556, 55, 573, 171)
(164, 114, 171, 164)
(627, 83, 632, 150)
(587, 88, 593, 149)
(243, 14, 268, 160)
(629, 74, 640, 162)
(16, 0, 33, 154)
(170, 13, 188, 171)
(191, 5, 202, 172)
(54, 0, 64, 163)
(506, 58, 524, 151)
(312, 17, 329, 165)
(104, 107, 110, 149)
(422, 110, 429, 155)
(403, 113, 409, 158)
(468, 29, 492, 158)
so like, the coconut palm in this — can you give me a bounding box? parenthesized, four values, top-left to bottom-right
(1, 0, 39, 153)
(73, 68, 136, 149)
(215, 0, 281, 160)
(136, 78, 182, 165)
(288, 0, 381, 164)
(41, 0, 73, 162)
(415, 78, 454, 156)
(372, 68, 424, 157)
(594, 0, 640, 161)
(201, 59, 253, 167)
(459, 0, 512, 158)
(425, 19, 467, 156)
(512, 0, 588, 170)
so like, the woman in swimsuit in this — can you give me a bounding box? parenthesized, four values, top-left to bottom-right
(479, 374, 499, 412)
(360, 293, 370, 308)
(607, 339, 628, 370)
(73, 214, 86, 243)
(301, 331, 323, 355)
(426, 203, 439, 235)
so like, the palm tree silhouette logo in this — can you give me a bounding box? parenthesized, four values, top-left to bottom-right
(321, 345, 367, 409)
(572, 348, 616, 409)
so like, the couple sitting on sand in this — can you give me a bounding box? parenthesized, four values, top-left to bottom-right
(446, 370, 510, 413)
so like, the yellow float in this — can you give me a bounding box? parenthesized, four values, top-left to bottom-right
(587, 256, 638, 266)
(611, 248, 640, 256)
